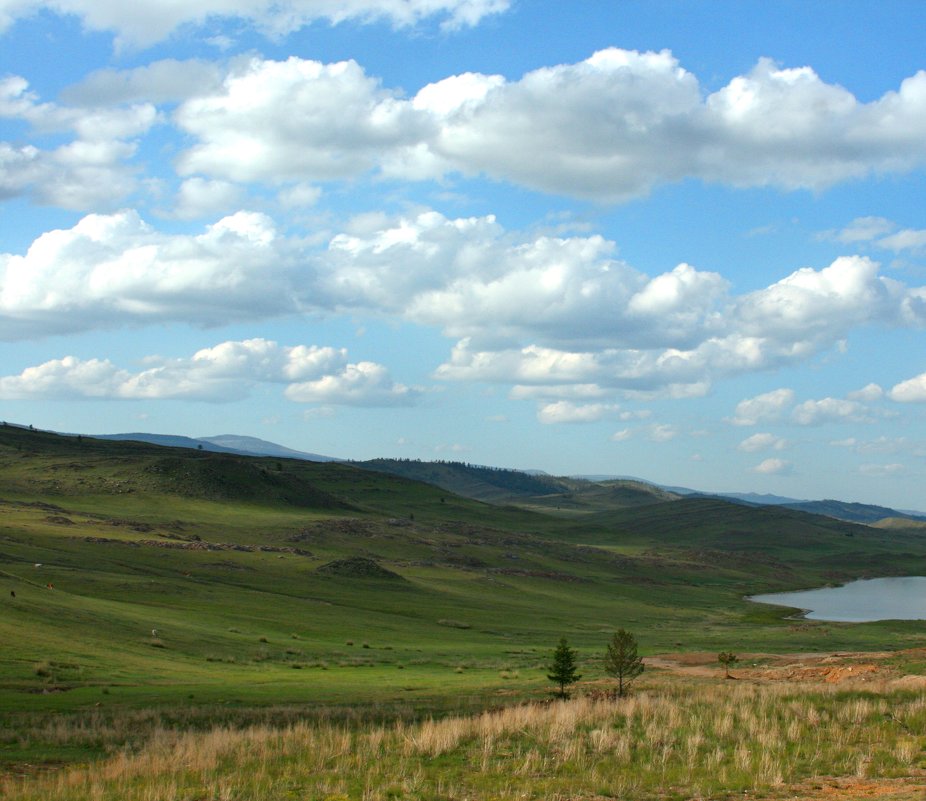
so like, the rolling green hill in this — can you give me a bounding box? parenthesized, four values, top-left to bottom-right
(3, 421, 926, 730)
(357, 457, 678, 510)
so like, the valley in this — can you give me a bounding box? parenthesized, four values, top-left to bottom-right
(3, 423, 926, 799)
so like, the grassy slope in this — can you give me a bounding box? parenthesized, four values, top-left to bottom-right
(3, 423, 926, 728)
(357, 457, 679, 510)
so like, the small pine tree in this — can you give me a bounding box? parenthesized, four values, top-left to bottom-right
(603, 628, 644, 697)
(547, 637, 581, 698)
(718, 651, 738, 679)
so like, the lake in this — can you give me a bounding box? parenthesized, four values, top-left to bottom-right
(748, 576, 926, 622)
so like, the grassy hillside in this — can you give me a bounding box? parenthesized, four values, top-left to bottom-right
(3, 423, 926, 741)
(358, 457, 679, 511)
(357, 458, 567, 503)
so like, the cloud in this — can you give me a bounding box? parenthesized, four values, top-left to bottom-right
(611, 428, 633, 442)
(791, 397, 871, 426)
(753, 458, 792, 475)
(729, 389, 795, 426)
(858, 463, 905, 477)
(735, 256, 915, 348)
(371, 218, 923, 394)
(738, 433, 787, 452)
(156, 51, 926, 200)
(5, 209, 926, 402)
(825, 216, 896, 244)
(0, 210, 298, 338)
(168, 178, 244, 219)
(175, 57, 432, 184)
(420, 53, 926, 199)
(848, 383, 884, 402)
(278, 183, 322, 208)
(732, 387, 881, 430)
(64, 60, 224, 105)
(647, 423, 678, 442)
(510, 384, 608, 401)
(0, 1, 510, 48)
(536, 401, 621, 424)
(0, 338, 416, 406)
(890, 372, 926, 402)
(0, 137, 140, 210)
(822, 216, 926, 255)
(877, 228, 926, 255)
(331, 212, 728, 350)
(0, 75, 156, 209)
(854, 437, 921, 456)
(8, 50, 926, 205)
(284, 361, 418, 406)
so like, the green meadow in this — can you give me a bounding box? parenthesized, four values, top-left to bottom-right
(3, 423, 926, 798)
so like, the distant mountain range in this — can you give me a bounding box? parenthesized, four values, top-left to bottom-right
(723, 496, 926, 525)
(87, 430, 926, 524)
(90, 432, 339, 462)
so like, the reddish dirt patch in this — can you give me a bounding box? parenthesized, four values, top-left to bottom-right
(646, 650, 897, 684)
(771, 776, 926, 800)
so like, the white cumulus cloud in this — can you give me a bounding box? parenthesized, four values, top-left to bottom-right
(285, 361, 418, 406)
(753, 458, 792, 475)
(169, 178, 244, 220)
(161, 51, 926, 200)
(738, 433, 787, 452)
(8, 50, 926, 205)
(791, 397, 871, 426)
(0, 75, 156, 209)
(0, 338, 416, 407)
(536, 401, 621, 425)
(729, 389, 795, 426)
(848, 383, 884, 402)
(5, 208, 926, 402)
(0, 210, 297, 338)
(175, 57, 431, 184)
(890, 372, 926, 402)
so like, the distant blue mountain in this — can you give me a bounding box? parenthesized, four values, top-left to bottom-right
(717, 491, 805, 505)
(91, 432, 338, 462)
(198, 435, 338, 462)
(698, 492, 926, 524)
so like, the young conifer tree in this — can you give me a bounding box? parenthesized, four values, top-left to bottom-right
(547, 637, 581, 698)
(718, 650, 739, 678)
(603, 628, 644, 697)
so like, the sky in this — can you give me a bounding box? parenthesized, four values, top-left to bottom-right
(1, 1, 926, 509)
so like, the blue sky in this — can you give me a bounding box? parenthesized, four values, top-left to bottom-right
(2, 1, 926, 508)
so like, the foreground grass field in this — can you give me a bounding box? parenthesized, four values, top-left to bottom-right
(5, 665, 926, 800)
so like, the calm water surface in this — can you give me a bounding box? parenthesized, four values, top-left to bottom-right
(748, 576, 926, 622)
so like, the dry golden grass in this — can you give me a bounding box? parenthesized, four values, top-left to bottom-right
(4, 680, 926, 800)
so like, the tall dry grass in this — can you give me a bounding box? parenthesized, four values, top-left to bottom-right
(4, 681, 926, 800)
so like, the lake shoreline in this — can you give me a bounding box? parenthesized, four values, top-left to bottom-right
(747, 576, 926, 623)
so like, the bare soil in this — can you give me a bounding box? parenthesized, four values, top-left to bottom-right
(645, 648, 925, 686)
